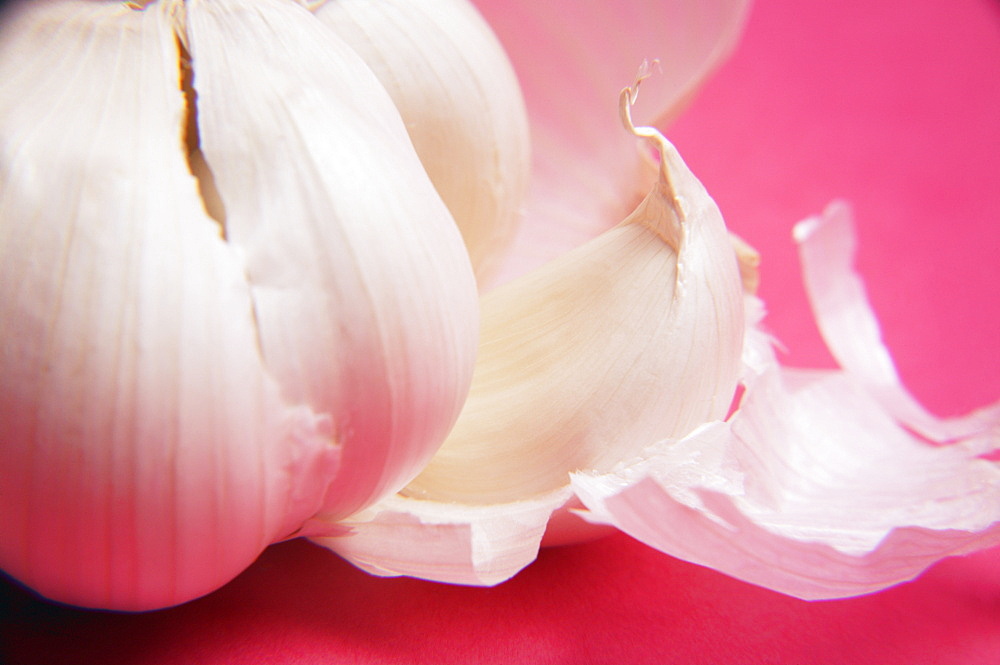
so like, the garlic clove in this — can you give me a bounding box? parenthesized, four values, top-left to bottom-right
(473, 0, 752, 284)
(183, 0, 480, 522)
(571, 207, 1000, 600)
(402, 88, 744, 504)
(310, 0, 530, 286)
(0, 0, 339, 610)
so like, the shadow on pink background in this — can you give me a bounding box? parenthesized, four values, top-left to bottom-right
(2, 0, 998, 663)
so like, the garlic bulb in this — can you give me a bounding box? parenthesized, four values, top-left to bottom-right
(0, 0, 482, 609)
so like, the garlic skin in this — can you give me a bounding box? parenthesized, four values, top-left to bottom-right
(794, 202, 1000, 442)
(0, 0, 479, 610)
(319, 199, 1000, 597)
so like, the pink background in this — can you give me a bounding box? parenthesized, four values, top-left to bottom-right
(2, 0, 998, 663)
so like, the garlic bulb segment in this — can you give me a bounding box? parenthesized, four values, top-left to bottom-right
(183, 0, 480, 522)
(311, 0, 531, 285)
(402, 86, 745, 505)
(0, 1, 339, 610)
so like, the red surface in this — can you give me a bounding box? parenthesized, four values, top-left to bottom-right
(2, 0, 999, 663)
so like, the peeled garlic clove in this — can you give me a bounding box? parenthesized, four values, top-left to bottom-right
(183, 0, 480, 522)
(314, 87, 745, 580)
(0, 1, 338, 610)
(310, 0, 530, 285)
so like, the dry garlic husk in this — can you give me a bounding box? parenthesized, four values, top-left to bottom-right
(311, 87, 746, 583)
(0, 0, 479, 610)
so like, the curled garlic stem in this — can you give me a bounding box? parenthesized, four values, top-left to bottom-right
(618, 63, 680, 209)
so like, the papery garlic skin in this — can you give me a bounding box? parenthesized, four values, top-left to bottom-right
(795, 202, 1000, 444)
(0, 0, 479, 610)
(311, 0, 531, 284)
